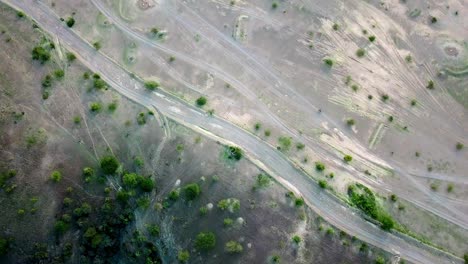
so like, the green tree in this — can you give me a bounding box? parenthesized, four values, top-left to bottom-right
(90, 102, 102, 112)
(32, 46, 51, 64)
(65, 17, 75, 27)
(195, 232, 216, 251)
(343, 155, 353, 162)
(318, 180, 327, 189)
(225, 241, 243, 253)
(0, 237, 9, 255)
(139, 177, 154, 192)
(227, 146, 242, 160)
(122, 173, 138, 187)
(178, 250, 190, 262)
(50, 170, 62, 182)
(100, 155, 119, 174)
(184, 183, 200, 200)
(54, 220, 69, 234)
(292, 235, 301, 244)
(144, 80, 160, 90)
(315, 162, 325, 171)
(196, 96, 207, 107)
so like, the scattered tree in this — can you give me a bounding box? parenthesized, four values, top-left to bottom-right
(32, 46, 51, 64)
(225, 241, 243, 253)
(66, 17, 75, 28)
(315, 162, 325, 171)
(183, 183, 200, 200)
(356, 48, 366, 57)
(343, 155, 353, 162)
(178, 250, 190, 262)
(323, 58, 334, 67)
(194, 232, 216, 251)
(100, 155, 119, 174)
(318, 180, 327, 189)
(50, 170, 62, 182)
(196, 96, 207, 107)
(144, 80, 159, 90)
(90, 102, 102, 112)
(292, 235, 301, 244)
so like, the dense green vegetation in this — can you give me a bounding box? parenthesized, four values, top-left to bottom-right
(348, 184, 394, 230)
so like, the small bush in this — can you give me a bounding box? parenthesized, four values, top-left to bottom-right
(456, 142, 464, 150)
(368, 35, 376, 42)
(410, 99, 417, 106)
(332, 23, 339, 30)
(178, 250, 190, 262)
(194, 232, 216, 251)
(54, 69, 64, 79)
(66, 17, 75, 28)
(32, 46, 51, 64)
(17, 11, 25, 18)
(122, 173, 139, 187)
(343, 155, 353, 162)
(139, 177, 154, 192)
(346, 119, 355, 126)
(318, 180, 327, 189)
(225, 241, 243, 253)
(381, 94, 389, 102)
(50, 170, 62, 182)
(356, 48, 365, 57)
(144, 80, 159, 90)
(196, 96, 207, 107)
(66, 52, 76, 62)
(168, 189, 180, 201)
(184, 183, 200, 200)
(90, 102, 102, 112)
(426, 80, 434, 89)
(227, 146, 243, 160)
(315, 162, 325, 171)
(93, 41, 101, 50)
(254, 122, 261, 131)
(295, 197, 304, 207)
(323, 58, 334, 67)
(272, 2, 278, 9)
(54, 220, 69, 234)
(223, 218, 234, 227)
(100, 155, 119, 174)
(292, 235, 301, 244)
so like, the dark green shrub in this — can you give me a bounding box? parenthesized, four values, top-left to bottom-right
(225, 241, 243, 253)
(50, 170, 62, 182)
(184, 183, 200, 200)
(54, 69, 64, 79)
(66, 52, 76, 62)
(66, 17, 75, 28)
(194, 232, 216, 251)
(356, 48, 365, 57)
(100, 155, 119, 174)
(368, 35, 376, 42)
(178, 250, 190, 262)
(343, 155, 352, 162)
(90, 102, 102, 112)
(227, 146, 242, 160)
(292, 235, 301, 244)
(17, 11, 25, 18)
(318, 180, 327, 189)
(346, 119, 355, 126)
(323, 58, 334, 67)
(122, 173, 138, 187)
(54, 220, 69, 234)
(456, 142, 464, 150)
(426, 80, 434, 89)
(315, 162, 325, 171)
(196, 96, 207, 107)
(144, 80, 159, 90)
(93, 41, 101, 50)
(139, 177, 154, 192)
(32, 46, 51, 64)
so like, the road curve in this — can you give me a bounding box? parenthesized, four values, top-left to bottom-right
(5, 0, 461, 263)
